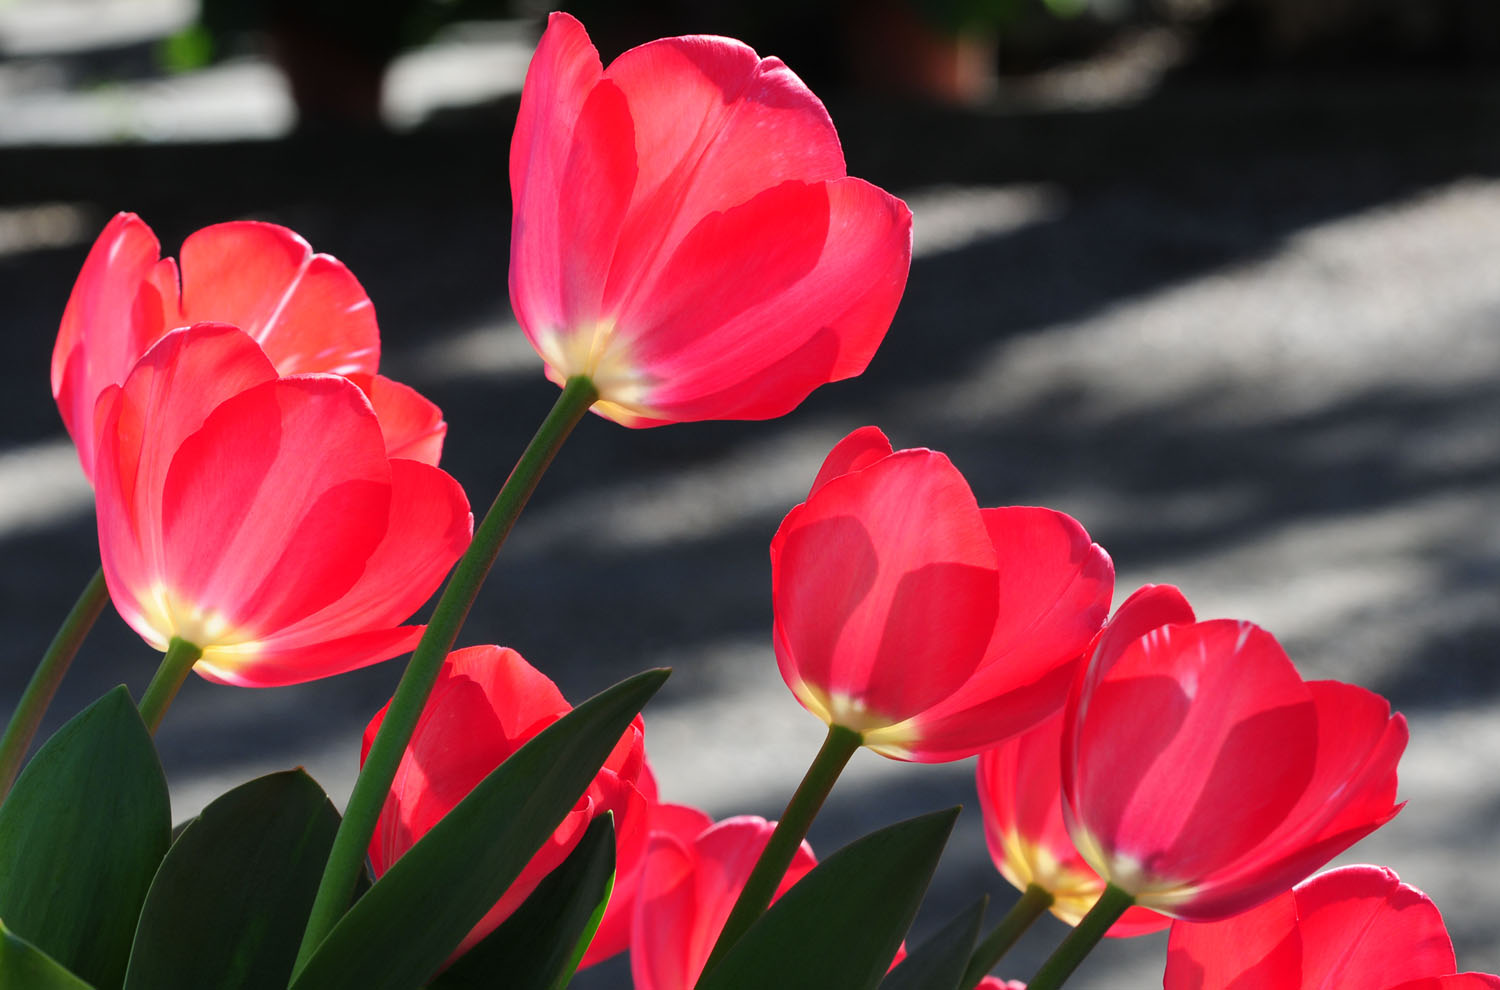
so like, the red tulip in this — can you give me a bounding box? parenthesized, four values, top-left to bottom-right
(772, 427, 1113, 761)
(1165, 865, 1500, 990)
(54, 213, 442, 479)
(1061, 585, 1409, 921)
(976, 713, 1168, 937)
(93, 323, 471, 686)
(631, 814, 817, 990)
(364, 645, 652, 965)
(509, 13, 913, 426)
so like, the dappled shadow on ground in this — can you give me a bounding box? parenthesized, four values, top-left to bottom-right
(2, 64, 1499, 985)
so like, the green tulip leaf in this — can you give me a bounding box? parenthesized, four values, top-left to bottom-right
(697, 807, 960, 990)
(124, 769, 341, 990)
(0, 921, 94, 989)
(430, 812, 617, 990)
(0, 686, 169, 990)
(880, 896, 988, 990)
(290, 667, 669, 990)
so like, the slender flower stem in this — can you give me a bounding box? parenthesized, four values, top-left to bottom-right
(138, 636, 203, 734)
(700, 723, 864, 981)
(294, 375, 599, 977)
(1026, 884, 1135, 990)
(0, 566, 110, 800)
(960, 883, 1053, 989)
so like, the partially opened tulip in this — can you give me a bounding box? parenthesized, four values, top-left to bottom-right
(1059, 585, 1408, 924)
(773, 427, 1114, 761)
(54, 213, 443, 479)
(93, 323, 471, 692)
(1165, 865, 1500, 990)
(976, 713, 1169, 938)
(632, 815, 817, 990)
(509, 12, 913, 426)
(364, 645, 653, 967)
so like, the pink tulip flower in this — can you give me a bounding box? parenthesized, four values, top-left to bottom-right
(772, 427, 1113, 761)
(509, 13, 913, 426)
(1061, 585, 1409, 921)
(1166, 865, 1500, 990)
(93, 323, 471, 686)
(55, 213, 442, 479)
(631, 814, 817, 990)
(977, 713, 1168, 937)
(364, 645, 653, 966)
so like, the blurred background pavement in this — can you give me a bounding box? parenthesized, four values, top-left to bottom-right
(1, 0, 1498, 985)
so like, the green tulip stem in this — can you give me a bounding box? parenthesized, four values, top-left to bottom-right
(960, 883, 1053, 989)
(293, 374, 599, 978)
(0, 566, 110, 800)
(138, 636, 204, 734)
(700, 723, 864, 980)
(1026, 884, 1136, 990)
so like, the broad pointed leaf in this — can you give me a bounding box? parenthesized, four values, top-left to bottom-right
(0, 686, 169, 990)
(881, 896, 987, 990)
(430, 813, 617, 990)
(124, 769, 341, 990)
(697, 807, 960, 990)
(0, 921, 93, 990)
(290, 668, 669, 990)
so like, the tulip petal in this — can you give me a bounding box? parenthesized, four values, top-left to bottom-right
(194, 625, 423, 688)
(352, 374, 448, 465)
(632, 178, 912, 423)
(509, 11, 613, 340)
(901, 508, 1112, 761)
(808, 426, 894, 497)
(631, 816, 815, 990)
(1071, 621, 1318, 895)
(158, 375, 391, 641)
(54, 213, 178, 478)
(1165, 891, 1302, 990)
(600, 31, 844, 310)
(246, 458, 470, 663)
(95, 325, 280, 647)
(175, 221, 379, 376)
(772, 449, 998, 728)
(1295, 866, 1455, 988)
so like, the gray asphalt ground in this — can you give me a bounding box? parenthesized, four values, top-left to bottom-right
(2, 6, 1499, 988)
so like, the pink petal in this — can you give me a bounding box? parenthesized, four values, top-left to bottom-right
(175, 221, 379, 376)
(633, 178, 912, 423)
(808, 426, 894, 497)
(902, 507, 1112, 761)
(251, 458, 470, 657)
(351, 374, 448, 465)
(1165, 891, 1302, 990)
(94, 324, 279, 645)
(772, 449, 998, 727)
(194, 625, 422, 688)
(158, 374, 391, 638)
(509, 11, 611, 339)
(1070, 620, 1319, 891)
(1295, 866, 1454, 988)
(632, 816, 815, 990)
(54, 213, 178, 479)
(1391, 978, 1500, 990)
(598, 31, 844, 312)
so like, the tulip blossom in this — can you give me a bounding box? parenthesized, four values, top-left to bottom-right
(93, 323, 471, 686)
(771, 427, 1113, 761)
(365, 645, 653, 966)
(509, 12, 913, 426)
(976, 713, 1168, 937)
(1165, 865, 1500, 990)
(55, 213, 443, 479)
(1060, 585, 1409, 921)
(631, 814, 817, 990)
